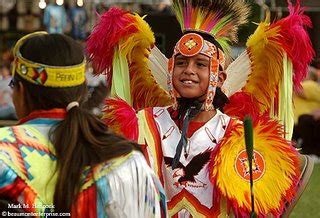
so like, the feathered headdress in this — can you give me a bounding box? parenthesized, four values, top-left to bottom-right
(172, 0, 250, 54)
(168, 0, 250, 111)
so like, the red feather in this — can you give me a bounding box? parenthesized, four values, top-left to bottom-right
(103, 98, 138, 141)
(224, 91, 263, 122)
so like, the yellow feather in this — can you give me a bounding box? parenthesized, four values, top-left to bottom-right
(245, 21, 284, 114)
(118, 13, 171, 110)
(195, 10, 203, 29)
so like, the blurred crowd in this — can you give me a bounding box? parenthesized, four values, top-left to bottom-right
(1, 1, 173, 35)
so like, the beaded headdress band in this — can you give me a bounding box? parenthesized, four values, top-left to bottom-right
(12, 31, 86, 87)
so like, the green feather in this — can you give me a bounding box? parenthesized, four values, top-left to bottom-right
(244, 115, 254, 165)
(278, 53, 294, 140)
(111, 48, 132, 105)
(244, 115, 256, 217)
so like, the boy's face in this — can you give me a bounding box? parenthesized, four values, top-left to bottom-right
(172, 53, 210, 100)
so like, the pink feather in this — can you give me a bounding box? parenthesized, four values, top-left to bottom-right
(273, 0, 315, 90)
(184, 4, 192, 29)
(86, 8, 137, 84)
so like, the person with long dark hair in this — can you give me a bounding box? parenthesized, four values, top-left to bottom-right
(0, 32, 166, 217)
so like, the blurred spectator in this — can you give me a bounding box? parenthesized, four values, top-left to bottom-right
(43, 2, 67, 33)
(293, 71, 320, 124)
(69, 4, 88, 40)
(293, 65, 320, 157)
(1, 49, 13, 70)
(0, 66, 16, 120)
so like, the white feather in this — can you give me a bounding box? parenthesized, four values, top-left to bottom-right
(148, 46, 169, 91)
(223, 51, 251, 97)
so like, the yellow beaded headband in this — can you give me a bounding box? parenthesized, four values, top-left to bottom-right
(12, 31, 86, 87)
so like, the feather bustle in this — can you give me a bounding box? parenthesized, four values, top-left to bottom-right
(209, 118, 301, 217)
(87, 8, 171, 112)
